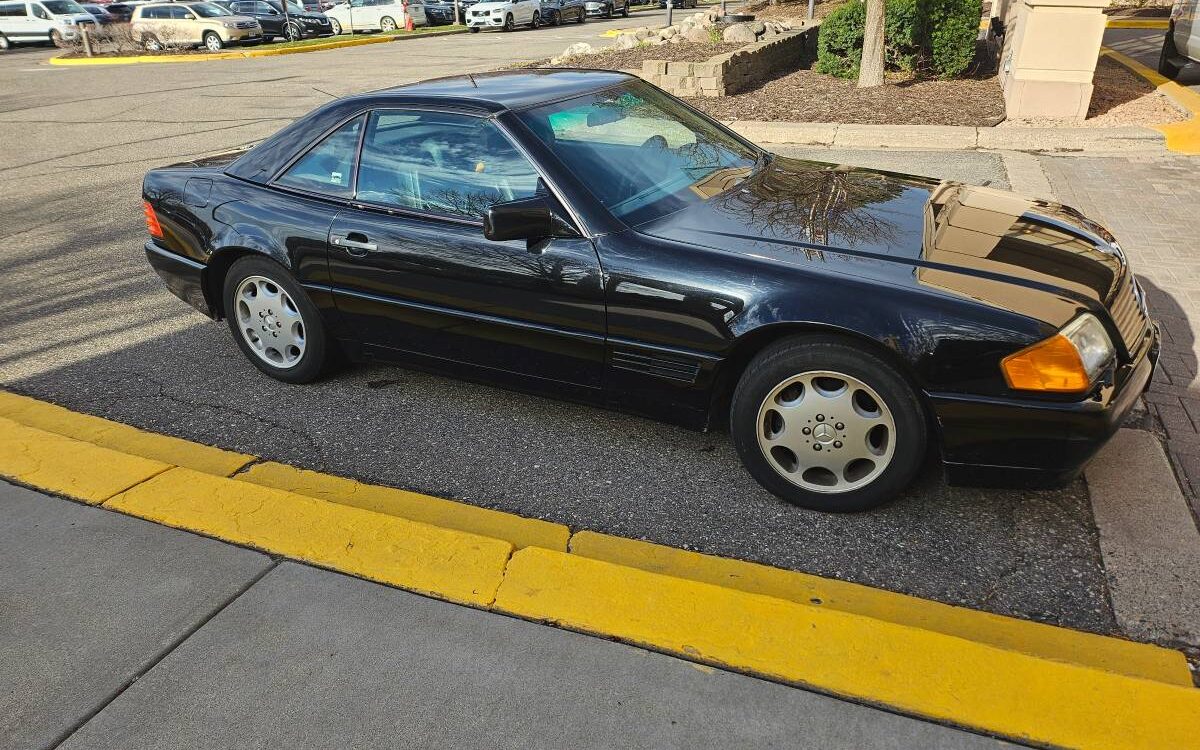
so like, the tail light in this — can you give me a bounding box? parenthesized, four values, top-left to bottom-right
(143, 200, 163, 239)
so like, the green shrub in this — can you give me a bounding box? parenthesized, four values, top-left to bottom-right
(815, 0, 980, 79)
(916, 0, 982, 77)
(814, 0, 923, 79)
(814, 1, 866, 79)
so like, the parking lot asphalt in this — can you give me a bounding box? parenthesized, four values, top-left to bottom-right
(0, 30, 1115, 635)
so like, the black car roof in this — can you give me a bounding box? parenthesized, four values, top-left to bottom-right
(227, 69, 636, 183)
(372, 69, 636, 113)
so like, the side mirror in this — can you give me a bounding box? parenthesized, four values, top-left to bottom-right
(484, 196, 579, 244)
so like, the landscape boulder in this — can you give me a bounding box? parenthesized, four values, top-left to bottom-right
(615, 33, 640, 49)
(682, 24, 710, 43)
(561, 42, 594, 57)
(722, 23, 757, 43)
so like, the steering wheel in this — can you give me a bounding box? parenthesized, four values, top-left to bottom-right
(640, 135, 669, 151)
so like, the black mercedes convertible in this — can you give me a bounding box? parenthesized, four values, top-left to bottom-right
(142, 69, 1158, 512)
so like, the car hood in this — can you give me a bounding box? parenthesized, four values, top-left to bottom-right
(469, 2, 513, 8)
(636, 155, 1128, 329)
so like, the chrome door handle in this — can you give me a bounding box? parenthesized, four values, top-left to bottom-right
(332, 234, 378, 256)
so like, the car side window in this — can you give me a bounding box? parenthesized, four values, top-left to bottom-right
(276, 115, 364, 197)
(169, 6, 190, 18)
(355, 110, 540, 220)
(32, 3, 49, 18)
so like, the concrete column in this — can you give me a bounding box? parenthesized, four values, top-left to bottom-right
(999, 0, 1108, 121)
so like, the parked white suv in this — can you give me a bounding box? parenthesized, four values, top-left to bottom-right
(324, 0, 424, 33)
(1160, 0, 1199, 79)
(0, 0, 96, 48)
(466, 0, 540, 31)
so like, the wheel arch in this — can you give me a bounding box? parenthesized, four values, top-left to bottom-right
(203, 246, 291, 319)
(709, 321, 936, 435)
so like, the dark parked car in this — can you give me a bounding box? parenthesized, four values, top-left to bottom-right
(226, 0, 331, 39)
(141, 70, 1158, 512)
(658, 0, 696, 7)
(540, 0, 583, 24)
(80, 3, 117, 22)
(103, 2, 137, 20)
(416, 0, 455, 24)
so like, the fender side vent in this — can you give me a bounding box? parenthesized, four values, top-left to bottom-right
(612, 349, 702, 384)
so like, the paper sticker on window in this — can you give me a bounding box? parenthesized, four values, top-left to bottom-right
(330, 171, 343, 185)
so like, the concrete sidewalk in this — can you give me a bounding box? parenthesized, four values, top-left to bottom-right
(0, 480, 1016, 750)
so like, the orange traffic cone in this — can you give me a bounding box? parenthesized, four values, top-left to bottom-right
(404, 4, 414, 30)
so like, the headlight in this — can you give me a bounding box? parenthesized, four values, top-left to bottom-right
(1001, 313, 1115, 393)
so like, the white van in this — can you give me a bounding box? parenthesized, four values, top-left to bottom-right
(0, 0, 97, 49)
(1160, 0, 1199, 79)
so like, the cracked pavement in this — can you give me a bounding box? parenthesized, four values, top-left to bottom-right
(0, 33, 1119, 635)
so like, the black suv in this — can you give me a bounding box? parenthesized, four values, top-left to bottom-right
(225, 0, 332, 40)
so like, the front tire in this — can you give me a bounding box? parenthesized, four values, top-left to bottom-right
(0, 32, 11, 51)
(575, 9, 583, 21)
(530, 10, 539, 27)
(223, 257, 330, 384)
(380, 14, 397, 30)
(203, 31, 224, 50)
(50, 29, 65, 47)
(730, 336, 927, 512)
(284, 21, 302, 40)
(502, 12, 514, 29)
(620, 2, 628, 16)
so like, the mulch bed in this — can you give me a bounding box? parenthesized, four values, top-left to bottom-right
(528, 40, 746, 70)
(688, 68, 1006, 126)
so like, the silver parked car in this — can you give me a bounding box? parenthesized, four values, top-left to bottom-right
(1160, 0, 1199, 78)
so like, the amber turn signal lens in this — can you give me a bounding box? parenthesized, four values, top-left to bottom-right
(143, 200, 163, 239)
(1001, 334, 1090, 393)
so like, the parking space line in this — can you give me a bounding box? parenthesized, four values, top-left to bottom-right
(568, 530, 1194, 686)
(106, 467, 514, 607)
(0, 416, 170, 504)
(2, 389, 1198, 748)
(0, 390, 254, 476)
(238, 460, 571, 552)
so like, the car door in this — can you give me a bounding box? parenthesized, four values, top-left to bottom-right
(322, 108, 606, 393)
(27, 1, 51, 37)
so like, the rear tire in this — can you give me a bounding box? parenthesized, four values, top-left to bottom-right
(329, 17, 342, 33)
(142, 33, 163, 50)
(223, 256, 332, 384)
(730, 335, 927, 513)
(576, 9, 583, 21)
(620, 2, 628, 16)
(0, 32, 10, 51)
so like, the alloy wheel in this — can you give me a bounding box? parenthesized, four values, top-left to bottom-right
(755, 370, 897, 493)
(380, 15, 397, 30)
(285, 22, 301, 40)
(329, 17, 341, 33)
(0, 34, 10, 51)
(234, 275, 307, 369)
(530, 10, 539, 27)
(204, 31, 223, 50)
(503, 13, 513, 29)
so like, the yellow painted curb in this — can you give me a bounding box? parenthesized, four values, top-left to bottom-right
(106, 467, 513, 606)
(569, 530, 1193, 686)
(495, 547, 1200, 750)
(0, 390, 253, 476)
(1106, 18, 1169, 29)
(1101, 46, 1200, 155)
(47, 28, 465, 66)
(239, 460, 570, 552)
(0, 416, 169, 504)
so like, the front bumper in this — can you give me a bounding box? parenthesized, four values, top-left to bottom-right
(466, 13, 506, 26)
(583, 5, 607, 14)
(146, 241, 212, 318)
(226, 27, 263, 42)
(933, 324, 1160, 488)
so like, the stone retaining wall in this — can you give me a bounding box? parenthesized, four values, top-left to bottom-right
(639, 24, 819, 98)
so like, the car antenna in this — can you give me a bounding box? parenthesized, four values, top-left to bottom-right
(467, 73, 478, 88)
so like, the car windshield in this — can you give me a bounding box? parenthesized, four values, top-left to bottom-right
(518, 82, 759, 226)
(42, 0, 86, 13)
(190, 2, 231, 15)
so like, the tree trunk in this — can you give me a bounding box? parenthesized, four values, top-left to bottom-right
(858, 0, 885, 88)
